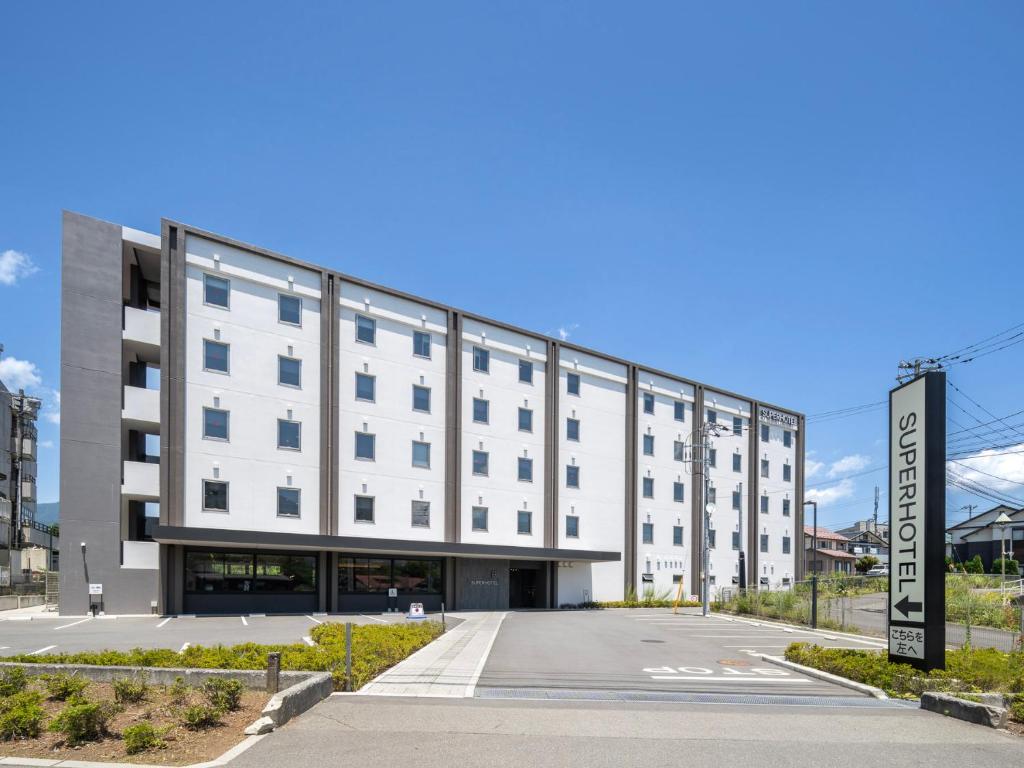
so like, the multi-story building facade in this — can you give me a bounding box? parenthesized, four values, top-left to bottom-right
(58, 212, 805, 615)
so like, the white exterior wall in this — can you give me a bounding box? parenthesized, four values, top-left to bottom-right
(460, 320, 546, 546)
(636, 371, 695, 598)
(338, 283, 447, 540)
(183, 235, 322, 533)
(756, 411, 799, 588)
(702, 390, 751, 594)
(556, 348, 627, 604)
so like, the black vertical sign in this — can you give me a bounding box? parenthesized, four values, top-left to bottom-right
(888, 371, 945, 671)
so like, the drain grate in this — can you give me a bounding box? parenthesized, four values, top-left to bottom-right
(474, 687, 910, 708)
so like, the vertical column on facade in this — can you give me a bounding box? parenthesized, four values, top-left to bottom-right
(544, 340, 560, 549)
(318, 272, 335, 536)
(747, 401, 760, 588)
(624, 365, 638, 596)
(444, 311, 462, 543)
(690, 386, 705, 597)
(330, 277, 341, 536)
(159, 221, 186, 529)
(795, 415, 806, 580)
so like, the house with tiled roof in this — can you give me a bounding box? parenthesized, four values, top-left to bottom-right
(803, 526, 856, 575)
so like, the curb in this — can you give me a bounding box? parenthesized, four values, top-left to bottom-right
(759, 654, 889, 699)
(920, 692, 1009, 729)
(714, 612, 887, 647)
(0, 734, 266, 768)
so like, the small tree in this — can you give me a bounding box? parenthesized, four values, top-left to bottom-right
(991, 558, 1020, 576)
(855, 555, 880, 574)
(963, 555, 985, 574)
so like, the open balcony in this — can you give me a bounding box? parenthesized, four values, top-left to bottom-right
(121, 460, 159, 501)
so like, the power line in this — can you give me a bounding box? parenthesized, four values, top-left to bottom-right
(948, 459, 1024, 488)
(948, 379, 1024, 443)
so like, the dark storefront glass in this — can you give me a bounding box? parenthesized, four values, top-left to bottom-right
(185, 550, 316, 594)
(337, 557, 442, 594)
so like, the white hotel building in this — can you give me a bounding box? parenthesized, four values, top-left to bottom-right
(59, 212, 805, 615)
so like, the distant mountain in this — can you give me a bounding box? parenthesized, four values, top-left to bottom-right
(34, 502, 59, 526)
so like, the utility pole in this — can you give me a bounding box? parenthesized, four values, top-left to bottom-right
(872, 486, 879, 533)
(737, 481, 745, 590)
(698, 420, 729, 617)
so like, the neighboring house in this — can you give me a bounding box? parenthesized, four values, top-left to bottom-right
(947, 505, 1023, 572)
(803, 526, 856, 575)
(843, 529, 889, 565)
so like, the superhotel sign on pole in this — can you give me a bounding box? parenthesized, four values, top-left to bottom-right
(888, 371, 945, 671)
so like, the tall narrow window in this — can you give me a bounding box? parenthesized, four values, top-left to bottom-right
(472, 398, 489, 424)
(411, 500, 430, 527)
(517, 510, 532, 535)
(354, 495, 374, 523)
(565, 515, 579, 538)
(643, 392, 655, 414)
(203, 340, 230, 373)
(732, 491, 741, 510)
(673, 481, 685, 502)
(642, 523, 654, 544)
(674, 401, 685, 422)
(783, 429, 793, 448)
(413, 331, 431, 358)
(412, 441, 431, 468)
(356, 314, 376, 345)
(203, 480, 229, 512)
(782, 498, 791, 517)
(760, 495, 769, 514)
(760, 534, 769, 553)
(566, 464, 580, 488)
(642, 477, 654, 498)
(567, 372, 580, 396)
(761, 424, 770, 442)
(519, 359, 533, 384)
(706, 409, 717, 424)
(673, 441, 685, 462)
(761, 459, 770, 478)
(277, 488, 301, 518)
(567, 418, 580, 441)
(473, 346, 489, 373)
(783, 464, 792, 482)
(707, 486, 717, 504)
(733, 416, 742, 436)
(673, 526, 684, 546)
(472, 450, 489, 476)
(472, 506, 488, 531)
(732, 453, 741, 472)
(708, 529, 717, 548)
(412, 384, 431, 413)
(278, 356, 302, 388)
(355, 373, 375, 402)
(708, 448, 717, 468)
(203, 274, 230, 308)
(203, 407, 229, 441)
(732, 531, 741, 550)
(277, 419, 301, 451)
(355, 432, 376, 461)
(518, 407, 533, 432)
(782, 535, 791, 554)
(518, 457, 533, 482)
(278, 294, 302, 326)
(643, 434, 655, 456)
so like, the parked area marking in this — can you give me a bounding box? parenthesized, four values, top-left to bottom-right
(360, 614, 388, 624)
(241, 616, 248, 626)
(303, 636, 315, 646)
(156, 617, 172, 628)
(179, 642, 190, 653)
(54, 618, 91, 630)
(305, 614, 323, 625)
(29, 645, 56, 655)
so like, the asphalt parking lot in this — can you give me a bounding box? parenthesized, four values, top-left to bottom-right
(0, 611, 425, 656)
(476, 608, 888, 699)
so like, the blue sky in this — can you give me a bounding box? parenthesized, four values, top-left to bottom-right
(2, 2, 1023, 529)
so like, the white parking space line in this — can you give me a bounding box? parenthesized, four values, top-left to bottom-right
(179, 642, 190, 653)
(303, 636, 315, 646)
(54, 617, 92, 630)
(359, 614, 388, 624)
(241, 616, 248, 626)
(650, 676, 811, 683)
(305, 614, 324, 625)
(156, 617, 173, 628)
(29, 645, 56, 655)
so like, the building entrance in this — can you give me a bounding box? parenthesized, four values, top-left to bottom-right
(509, 566, 538, 608)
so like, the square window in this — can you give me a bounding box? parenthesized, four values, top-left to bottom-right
(643, 392, 655, 414)
(203, 407, 229, 441)
(411, 500, 430, 527)
(519, 359, 533, 384)
(760, 495, 769, 513)
(473, 397, 489, 424)
(567, 418, 580, 441)
(203, 340, 229, 373)
(566, 464, 580, 488)
(706, 408, 716, 424)
(642, 523, 654, 544)
(674, 400, 685, 421)
(412, 384, 431, 413)
(517, 510, 532, 535)
(783, 464, 792, 482)
(473, 346, 489, 373)
(760, 534, 769, 553)
(356, 314, 376, 345)
(472, 506, 488, 531)
(642, 477, 654, 498)
(732, 490, 741, 510)
(643, 434, 654, 456)
(355, 495, 374, 523)
(518, 457, 533, 482)
(567, 372, 580, 396)
(203, 274, 230, 308)
(277, 487, 300, 518)
(472, 450, 489, 476)
(277, 419, 301, 450)
(783, 498, 791, 517)
(673, 481, 685, 502)
(412, 440, 431, 468)
(673, 573, 684, 584)
(278, 356, 302, 388)
(355, 373, 375, 402)
(732, 452, 741, 472)
(673, 441, 685, 462)
(732, 530, 741, 550)
(733, 416, 742, 436)
(518, 407, 533, 432)
(355, 432, 376, 460)
(203, 480, 229, 511)
(279, 294, 302, 326)
(413, 331, 431, 358)
(761, 424, 770, 442)
(708, 448, 717, 468)
(673, 525, 683, 546)
(566, 515, 579, 538)
(783, 430, 793, 448)
(708, 529, 717, 548)
(761, 459, 769, 479)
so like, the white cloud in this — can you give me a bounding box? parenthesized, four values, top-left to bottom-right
(806, 478, 855, 506)
(805, 458, 825, 479)
(0, 357, 42, 391)
(828, 454, 871, 478)
(0, 250, 38, 286)
(555, 323, 579, 341)
(43, 390, 60, 424)
(950, 446, 1024, 492)
(39, 439, 54, 449)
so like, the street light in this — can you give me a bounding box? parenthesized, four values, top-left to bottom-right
(803, 500, 818, 629)
(995, 512, 1012, 580)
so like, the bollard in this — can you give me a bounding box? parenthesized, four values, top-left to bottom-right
(345, 622, 353, 692)
(267, 652, 281, 694)
(810, 575, 818, 630)
(441, 601, 446, 630)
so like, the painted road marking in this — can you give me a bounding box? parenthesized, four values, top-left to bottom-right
(650, 676, 811, 683)
(359, 614, 388, 624)
(303, 636, 315, 646)
(241, 616, 248, 626)
(29, 645, 56, 655)
(54, 618, 92, 630)
(156, 617, 173, 628)
(179, 642, 190, 653)
(305, 615, 324, 625)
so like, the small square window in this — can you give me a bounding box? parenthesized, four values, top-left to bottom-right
(355, 495, 374, 523)
(472, 450, 489, 476)
(518, 457, 533, 482)
(518, 407, 533, 432)
(277, 419, 301, 450)
(203, 340, 229, 373)
(673, 573, 684, 584)
(643, 392, 655, 414)
(519, 359, 533, 384)
(473, 398, 489, 424)
(783, 430, 793, 448)
(203, 479, 228, 512)
(642, 477, 654, 498)
(413, 331, 431, 358)
(278, 356, 302, 388)
(473, 346, 489, 373)
(567, 372, 580, 396)
(732, 491, 741, 510)
(566, 464, 580, 488)
(642, 522, 654, 544)
(732, 453, 741, 472)
(708, 448, 717, 468)
(761, 424, 770, 442)
(279, 294, 302, 326)
(356, 314, 376, 345)
(204, 274, 230, 308)
(517, 510, 532, 535)
(674, 401, 685, 422)
(566, 515, 579, 538)
(706, 409, 717, 425)
(411, 500, 430, 527)
(203, 407, 229, 441)
(355, 373, 375, 402)
(643, 434, 655, 456)
(673, 441, 685, 462)
(760, 495, 769, 514)
(412, 385, 431, 413)
(783, 498, 791, 517)
(412, 440, 431, 468)
(733, 416, 742, 436)
(761, 459, 770, 479)
(472, 506, 488, 531)
(783, 464, 792, 482)
(355, 432, 376, 461)
(760, 534, 769, 553)
(567, 418, 580, 441)
(277, 487, 300, 518)
(673, 481, 685, 502)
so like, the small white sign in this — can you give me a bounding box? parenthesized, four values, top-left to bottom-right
(88, 583, 103, 596)
(387, 588, 397, 598)
(889, 626, 925, 660)
(407, 602, 425, 620)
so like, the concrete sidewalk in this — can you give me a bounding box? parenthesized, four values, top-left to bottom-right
(358, 612, 506, 697)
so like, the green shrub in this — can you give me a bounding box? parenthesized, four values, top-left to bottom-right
(122, 722, 166, 754)
(992, 558, 1021, 576)
(168, 676, 190, 704)
(0, 667, 29, 696)
(1008, 695, 1024, 724)
(49, 700, 111, 745)
(42, 672, 90, 701)
(964, 555, 985, 574)
(202, 678, 244, 711)
(112, 673, 149, 704)
(181, 704, 222, 730)
(0, 691, 45, 740)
